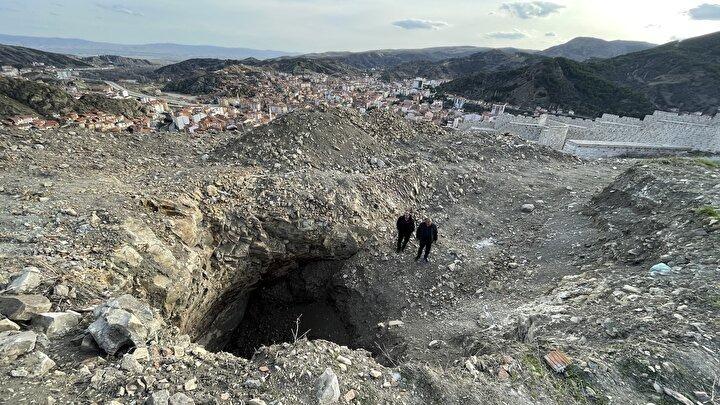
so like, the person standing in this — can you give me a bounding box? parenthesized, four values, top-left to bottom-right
(415, 218, 438, 262)
(396, 211, 415, 253)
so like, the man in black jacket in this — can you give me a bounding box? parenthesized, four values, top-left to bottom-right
(396, 211, 415, 253)
(415, 217, 438, 262)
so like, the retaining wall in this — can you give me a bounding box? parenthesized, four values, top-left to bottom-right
(480, 111, 720, 154)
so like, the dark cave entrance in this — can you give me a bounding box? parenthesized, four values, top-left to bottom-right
(215, 260, 367, 359)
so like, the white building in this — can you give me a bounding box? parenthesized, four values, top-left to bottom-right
(172, 115, 191, 131)
(491, 104, 507, 116)
(1, 66, 19, 77)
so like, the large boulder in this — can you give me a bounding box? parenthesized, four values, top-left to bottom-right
(32, 311, 81, 337)
(0, 295, 52, 321)
(87, 295, 161, 355)
(0, 330, 38, 362)
(5, 267, 43, 293)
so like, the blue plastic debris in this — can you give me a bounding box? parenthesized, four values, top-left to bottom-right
(649, 263, 672, 276)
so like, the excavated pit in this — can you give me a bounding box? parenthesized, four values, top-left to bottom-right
(200, 258, 380, 359)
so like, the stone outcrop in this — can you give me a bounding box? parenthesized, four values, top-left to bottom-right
(0, 330, 38, 362)
(0, 295, 52, 321)
(87, 295, 162, 355)
(31, 311, 81, 337)
(12, 350, 55, 377)
(0, 319, 20, 332)
(4, 267, 43, 294)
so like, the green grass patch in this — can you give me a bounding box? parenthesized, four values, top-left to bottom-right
(653, 157, 720, 169)
(696, 205, 720, 220)
(521, 353, 608, 404)
(695, 157, 720, 169)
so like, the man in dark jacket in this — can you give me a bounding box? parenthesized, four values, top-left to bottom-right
(396, 211, 415, 253)
(415, 217, 438, 262)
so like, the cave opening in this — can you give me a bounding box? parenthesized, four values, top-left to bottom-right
(206, 259, 374, 359)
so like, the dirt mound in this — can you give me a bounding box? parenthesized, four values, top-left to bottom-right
(213, 107, 446, 171)
(586, 158, 720, 266)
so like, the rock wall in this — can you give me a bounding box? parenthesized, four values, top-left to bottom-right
(494, 114, 546, 141)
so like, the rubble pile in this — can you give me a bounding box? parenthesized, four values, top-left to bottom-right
(0, 107, 718, 404)
(213, 107, 445, 172)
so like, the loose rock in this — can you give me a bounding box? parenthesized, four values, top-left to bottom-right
(316, 367, 340, 404)
(0, 295, 52, 321)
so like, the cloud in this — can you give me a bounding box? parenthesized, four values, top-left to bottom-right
(545, 31, 557, 37)
(392, 19, 449, 30)
(500, 1, 565, 19)
(96, 3, 144, 17)
(485, 29, 529, 40)
(687, 3, 720, 20)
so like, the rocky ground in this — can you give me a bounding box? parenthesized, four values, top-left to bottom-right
(0, 107, 718, 404)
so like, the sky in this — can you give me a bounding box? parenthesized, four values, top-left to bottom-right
(0, 0, 719, 52)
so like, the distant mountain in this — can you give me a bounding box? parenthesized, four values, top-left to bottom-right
(540, 37, 657, 61)
(588, 31, 720, 114)
(0, 33, 293, 62)
(0, 44, 91, 68)
(383, 49, 545, 81)
(439, 58, 655, 118)
(440, 31, 720, 117)
(0, 76, 145, 119)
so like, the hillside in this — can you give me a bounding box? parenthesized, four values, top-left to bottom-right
(383, 49, 545, 80)
(154, 58, 245, 79)
(249, 57, 359, 76)
(440, 57, 655, 117)
(0, 76, 145, 119)
(80, 55, 155, 67)
(161, 64, 271, 96)
(300, 46, 491, 69)
(0, 44, 91, 68)
(154, 47, 536, 82)
(588, 31, 720, 114)
(540, 37, 657, 61)
(157, 56, 357, 95)
(294, 46, 535, 71)
(440, 31, 720, 116)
